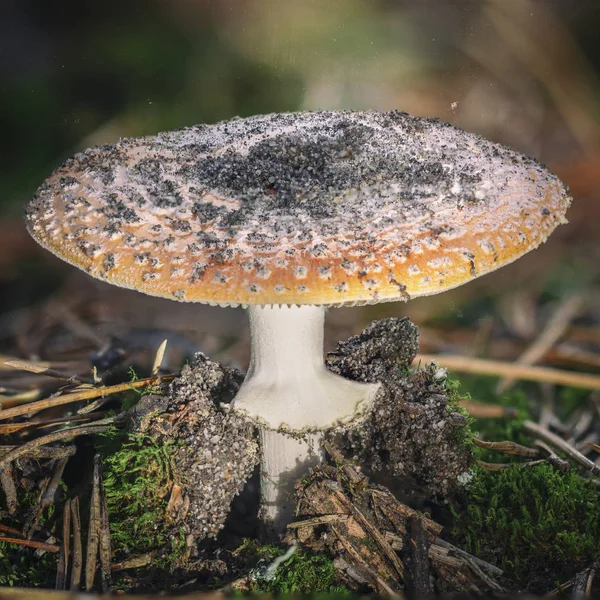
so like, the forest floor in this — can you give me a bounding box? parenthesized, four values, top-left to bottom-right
(0, 225, 599, 598)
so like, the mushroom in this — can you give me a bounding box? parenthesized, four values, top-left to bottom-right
(25, 110, 571, 534)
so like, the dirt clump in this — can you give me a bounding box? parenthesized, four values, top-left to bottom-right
(133, 353, 259, 543)
(326, 317, 473, 497)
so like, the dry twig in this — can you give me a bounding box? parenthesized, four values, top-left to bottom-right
(42, 458, 69, 509)
(334, 489, 405, 579)
(496, 293, 585, 393)
(99, 484, 112, 593)
(460, 399, 519, 418)
(0, 523, 25, 537)
(1, 357, 89, 384)
(535, 440, 572, 473)
(0, 418, 118, 470)
(473, 438, 539, 458)
(524, 420, 600, 476)
(0, 465, 17, 515)
(0, 445, 75, 461)
(24, 476, 51, 538)
(85, 455, 102, 591)
(0, 536, 59, 553)
(0, 411, 107, 435)
(56, 499, 71, 591)
(415, 354, 600, 390)
(288, 514, 350, 528)
(476, 459, 545, 472)
(0, 374, 175, 421)
(405, 516, 431, 596)
(70, 497, 82, 591)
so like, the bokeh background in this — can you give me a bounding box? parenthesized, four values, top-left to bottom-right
(1, 0, 599, 372)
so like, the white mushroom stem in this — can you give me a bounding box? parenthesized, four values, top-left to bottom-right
(231, 304, 380, 534)
(259, 428, 323, 537)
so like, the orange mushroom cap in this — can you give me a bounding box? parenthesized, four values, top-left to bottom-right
(25, 110, 571, 307)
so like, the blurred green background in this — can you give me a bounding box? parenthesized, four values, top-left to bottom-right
(2, 0, 599, 215)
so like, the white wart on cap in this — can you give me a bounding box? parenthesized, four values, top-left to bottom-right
(25, 110, 571, 308)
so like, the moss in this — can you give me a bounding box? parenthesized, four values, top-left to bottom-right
(101, 432, 185, 571)
(444, 376, 476, 451)
(461, 376, 591, 463)
(454, 375, 536, 464)
(555, 386, 591, 423)
(447, 368, 600, 590)
(452, 463, 600, 590)
(0, 542, 57, 587)
(120, 366, 163, 411)
(0, 481, 58, 587)
(235, 540, 352, 595)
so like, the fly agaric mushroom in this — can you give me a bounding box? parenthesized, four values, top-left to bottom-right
(25, 110, 571, 533)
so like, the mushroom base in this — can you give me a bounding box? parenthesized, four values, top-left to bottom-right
(232, 304, 380, 431)
(259, 428, 323, 537)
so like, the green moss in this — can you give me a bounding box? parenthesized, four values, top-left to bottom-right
(452, 463, 600, 590)
(0, 542, 57, 587)
(0, 483, 58, 587)
(454, 375, 537, 464)
(444, 376, 476, 451)
(555, 386, 591, 423)
(446, 369, 599, 590)
(102, 432, 184, 570)
(236, 541, 351, 596)
(119, 366, 163, 412)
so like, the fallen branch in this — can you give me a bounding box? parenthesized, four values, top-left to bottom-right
(0, 374, 175, 421)
(415, 354, 600, 390)
(0, 417, 119, 469)
(523, 420, 600, 476)
(0, 536, 59, 553)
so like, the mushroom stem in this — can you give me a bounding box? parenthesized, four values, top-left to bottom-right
(259, 428, 322, 537)
(232, 304, 379, 534)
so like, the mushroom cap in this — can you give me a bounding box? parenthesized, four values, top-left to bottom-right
(26, 110, 571, 307)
